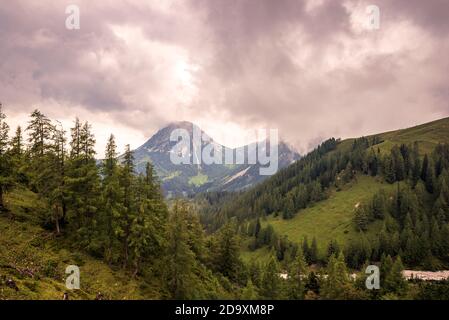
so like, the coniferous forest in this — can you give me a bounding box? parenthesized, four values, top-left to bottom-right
(1, 105, 449, 300)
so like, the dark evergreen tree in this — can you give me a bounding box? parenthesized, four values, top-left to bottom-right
(421, 154, 429, 182)
(260, 254, 283, 299)
(411, 142, 421, 186)
(0, 104, 10, 210)
(26, 109, 53, 158)
(310, 237, 318, 264)
(66, 119, 100, 245)
(118, 144, 136, 268)
(326, 240, 341, 260)
(354, 204, 371, 231)
(214, 222, 242, 281)
(383, 256, 407, 296)
(321, 253, 352, 299)
(101, 134, 124, 263)
(286, 249, 307, 299)
(166, 201, 198, 299)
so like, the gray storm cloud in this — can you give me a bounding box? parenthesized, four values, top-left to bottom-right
(0, 0, 448, 155)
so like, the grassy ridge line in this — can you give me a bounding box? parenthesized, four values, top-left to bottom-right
(337, 116, 449, 155)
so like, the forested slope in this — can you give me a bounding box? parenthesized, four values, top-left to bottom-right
(200, 117, 449, 271)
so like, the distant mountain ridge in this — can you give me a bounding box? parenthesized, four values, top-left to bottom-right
(131, 121, 300, 196)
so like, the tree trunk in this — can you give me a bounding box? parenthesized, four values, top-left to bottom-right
(55, 215, 61, 235)
(61, 201, 67, 226)
(122, 220, 131, 269)
(0, 186, 3, 211)
(122, 236, 129, 269)
(55, 205, 61, 235)
(133, 258, 140, 278)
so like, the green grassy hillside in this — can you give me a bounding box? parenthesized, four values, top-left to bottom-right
(263, 175, 397, 252)
(0, 189, 162, 300)
(240, 117, 449, 262)
(241, 175, 397, 262)
(338, 116, 449, 155)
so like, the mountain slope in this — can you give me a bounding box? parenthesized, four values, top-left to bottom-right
(208, 116, 449, 258)
(0, 189, 160, 300)
(263, 175, 398, 252)
(131, 121, 300, 196)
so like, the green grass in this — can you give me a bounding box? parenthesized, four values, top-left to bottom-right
(0, 189, 163, 300)
(379, 117, 449, 154)
(340, 116, 449, 156)
(263, 175, 397, 253)
(240, 246, 272, 265)
(188, 172, 208, 187)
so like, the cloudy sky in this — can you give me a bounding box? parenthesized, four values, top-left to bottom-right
(1, 0, 448, 156)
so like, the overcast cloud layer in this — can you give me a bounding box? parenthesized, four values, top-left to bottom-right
(1, 0, 449, 156)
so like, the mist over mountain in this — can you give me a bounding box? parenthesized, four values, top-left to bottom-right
(131, 121, 300, 196)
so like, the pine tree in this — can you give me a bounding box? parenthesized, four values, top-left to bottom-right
(129, 162, 168, 275)
(286, 249, 308, 299)
(343, 162, 355, 183)
(411, 142, 421, 186)
(129, 161, 167, 275)
(26, 110, 55, 194)
(241, 279, 258, 300)
(45, 123, 67, 234)
(429, 217, 443, 257)
(254, 218, 261, 237)
(380, 254, 393, 288)
(310, 237, 318, 264)
(421, 154, 429, 182)
(326, 240, 341, 260)
(101, 134, 124, 264)
(10, 126, 23, 157)
(321, 252, 352, 299)
(214, 222, 241, 281)
(0, 104, 10, 210)
(282, 194, 295, 219)
(166, 201, 198, 299)
(433, 174, 449, 221)
(248, 261, 263, 288)
(425, 160, 435, 193)
(66, 119, 101, 244)
(383, 256, 407, 296)
(118, 144, 136, 268)
(372, 189, 387, 220)
(302, 236, 311, 263)
(9, 126, 27, 187)
(391, 146, 405, 181)
(367, 148, 379, 176)
(354, 204, 370, 231)
(70, 118, 82, 158)
(383, 154, 396, 183)
(26, 109, 53, 158)
(260, 255, 283, 299)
